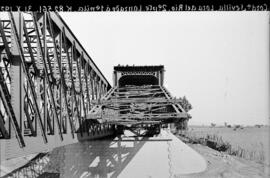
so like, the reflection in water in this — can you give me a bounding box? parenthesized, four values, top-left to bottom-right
(44, 130, 207, 178)
(45, 133, 148, 178)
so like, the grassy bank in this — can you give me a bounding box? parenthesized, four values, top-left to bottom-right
(177, 126, 270, 165)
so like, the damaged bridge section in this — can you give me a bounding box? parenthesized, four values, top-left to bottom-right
(88, 65, 190, 135)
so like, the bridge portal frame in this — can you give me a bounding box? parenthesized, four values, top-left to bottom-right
(113, 65, 164, 87)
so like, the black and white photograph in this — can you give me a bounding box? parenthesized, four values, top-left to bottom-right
(0, 6, 269, 178)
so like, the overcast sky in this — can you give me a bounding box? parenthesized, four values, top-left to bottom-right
(60, 12, 269, 126)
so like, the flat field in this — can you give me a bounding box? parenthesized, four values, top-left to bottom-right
(186, 126, 270, 164)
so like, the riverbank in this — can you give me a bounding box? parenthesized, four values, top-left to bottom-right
(178, 142, 269, 178)
(175, 126, 270, 178)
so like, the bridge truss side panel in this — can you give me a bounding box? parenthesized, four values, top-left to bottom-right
(0, 12, 113, 161)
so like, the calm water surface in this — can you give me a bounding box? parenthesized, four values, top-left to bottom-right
(44, 129, 206, 178)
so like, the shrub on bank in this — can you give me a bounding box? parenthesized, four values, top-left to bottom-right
(178, 132, 265, 163)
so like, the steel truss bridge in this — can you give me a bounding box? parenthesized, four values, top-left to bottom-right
(0, 12, 190, 176)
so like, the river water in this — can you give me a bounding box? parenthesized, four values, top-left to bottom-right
(44, 129, 207, 178)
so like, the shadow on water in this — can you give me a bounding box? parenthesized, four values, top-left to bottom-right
(76, 119, 118, 141)
(45, 134, 149, 178)
(37, 172, 60, 178)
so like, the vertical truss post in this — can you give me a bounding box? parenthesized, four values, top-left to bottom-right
(92, 74, 97, 100)
(96, 79, 100, 100)
(43, 14, 48, 135)
(0, 69, 24, 146)
(22, 19, 43, 136)
(104, 84, 107, 96)
(83, 59, 91, 111)
(94, 76, 98, 100)
(99, 82, 103, 98)
(47, 12, 75, 137)
(102, 82, 104, 97)
(99, 79, 102, 99)
(73, 42, 87, 134)
(0, 19, 11, 139)
(102, 84, 105, 96)
(43, 75, 48, 134)
(8, 12, 48, 144)
(104, 84, 107, 95)
(75, 49, 88, 134)
(62, 27, 83, 136)
(9, 12, 24, 139)
(77, 52, 86, 115)
(100, 81, 104, 96)
(32, 12, 63, 141)
(97, 77, 101, 99)
(91, 71, 95, 100)
(23, 87, 36, 136)
(43, 13, 57, 135)
(89, 69, 95, 100)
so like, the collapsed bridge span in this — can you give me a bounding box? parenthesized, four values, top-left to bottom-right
(88, 65, 191, 135)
